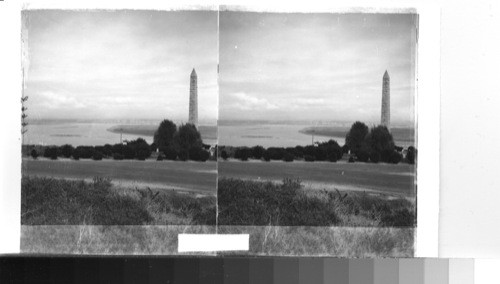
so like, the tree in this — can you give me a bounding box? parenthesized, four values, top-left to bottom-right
(174, 123, 203, 153)
(92, 152, 103, 161)
(262, 150, 271, 162)
(43, 147, 58, 159)
(318, 140, 343, 162)
(30, 149, 38, 159)
(369, 151, 381, 163)
(304, 155, 315, 162)
(221, 150, 228, 160)
(154, 120, 177, 151)
(345, 121, 369, 154)
(365, 125, 395, 163)
(283, 152, 294, 162)
(60, 144, 74, 158)
(189, 146, 210, 162)
(356, 149, 370, 162)
(406, 146, 417, 164)
(163, 147, 178, 160)
(251, 146, 265, 159)
(127, 138, 151, 160)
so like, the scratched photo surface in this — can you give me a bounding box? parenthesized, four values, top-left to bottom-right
(217, 10, 418, 257)
(20, 9, 218, 254)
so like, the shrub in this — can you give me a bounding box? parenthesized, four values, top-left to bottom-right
(348, 156, 355, 163)
(149, 142, 158, 153)
(72, 152, 80, 160)
(163, 147, 178, 160)
(304, 155, 315, 162)
(381, 149, 393, 163)
(293, 146, 305, 158)
(369, 151, 381, 163)
(199, 150, 210, 162)
(189, 146, 210, 162)
(92, 152, 103, 161)
(94, 146, 105, 157)
(313, 146, 327, 161)
(234, 147, 250, 161)
(43, 147, 58, 159)
(390, 151, 403, 164)
(356, 150, 370, 163)
(103, 144, 113, 157)
(136, 150, 148, 161)
(30, 149, 38, 160)
(406, 146, 416, 164)
(178, 149, 188, 161)
(60, 144, 74, 158)
(327, 152, 338, 162)
(267, 147, 285, 160)
(251, 146, 265, 159)
(21, 176, 153, 225)
(111, 144, 125, 156)
(221, 150, 228, 160)
(342, 144, 350, 154)
(303, 145, 316, 157)
(262, 150, 271, 162)
(74, 146, 94, 159)
(156, 154, 164, 161)
(128, 138, 151, 160)
(282, 152, 294, 162)
(113, 153, 124, 160)
(122, 145, 136, 159)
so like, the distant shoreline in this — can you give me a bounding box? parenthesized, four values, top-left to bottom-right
(107, 124, 218, 140)
(299, 126, 415, 143)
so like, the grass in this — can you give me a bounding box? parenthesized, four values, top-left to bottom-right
(23, 158, 217, 193)
(218, 225, 414, 257)
(21, 225, 215, 255)
(218, 160, 416, 196)
(21, 176, 216, 226)
(217, 178, 415, 227)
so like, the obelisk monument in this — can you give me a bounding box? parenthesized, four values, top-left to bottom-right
(381, 70, 390, 128)
(189, 68, 198, 127)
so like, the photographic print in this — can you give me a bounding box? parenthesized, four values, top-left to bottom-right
(217, 9, 418, 257)
(20, 9, 218, 254)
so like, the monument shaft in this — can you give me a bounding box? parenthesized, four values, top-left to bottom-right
(381, 70, 390, 128)
(189, 68, 198, 127)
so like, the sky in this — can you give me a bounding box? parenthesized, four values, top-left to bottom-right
(23, 10, 218, 123)
(219, 12, 417, 126)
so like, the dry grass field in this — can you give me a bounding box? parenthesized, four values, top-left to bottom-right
(218, 160, 416, 196)
(24, 158, 217, 193)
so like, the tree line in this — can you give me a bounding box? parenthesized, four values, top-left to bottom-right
(28, 120, 213, 162)
(219, 121, 416, 164)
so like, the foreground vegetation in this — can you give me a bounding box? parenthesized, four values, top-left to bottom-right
(21, 225, 215, 255)
(218, 226, 414, 257)
(22, 176, 216, 226)
(218, 178, 415, 227)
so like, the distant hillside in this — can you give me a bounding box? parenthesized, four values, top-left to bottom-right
(300, 126, 415, 143)
(108, 124, 218, 140)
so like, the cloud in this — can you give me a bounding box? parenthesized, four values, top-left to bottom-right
(219, 12, 417, 124)
(23, 10, 218, 121)
(229, 92, 278, 111)
(39, 91, 86, 109)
